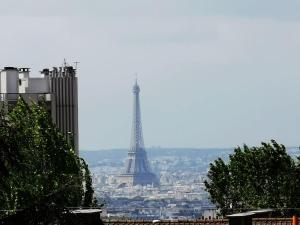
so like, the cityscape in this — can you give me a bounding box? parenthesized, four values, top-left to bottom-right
(81, 80, 227, 219)
(1, 1, 300, 225)
(83, 148, 231, 219)
(82, 146, 300, 220)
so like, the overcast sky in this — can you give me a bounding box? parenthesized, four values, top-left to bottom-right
(1, 0, 300, 150)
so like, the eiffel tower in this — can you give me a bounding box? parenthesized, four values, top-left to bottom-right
(118, 80, 159, 186)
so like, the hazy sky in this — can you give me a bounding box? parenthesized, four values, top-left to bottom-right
(1, 0, 300, 150)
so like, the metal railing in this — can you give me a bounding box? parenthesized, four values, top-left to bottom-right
(0, 93, 52, 102)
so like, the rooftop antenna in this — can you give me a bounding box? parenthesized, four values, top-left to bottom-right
(134, 72, 138, 84)
(63, 58, 67, 67)
(74, 61, 80, 70)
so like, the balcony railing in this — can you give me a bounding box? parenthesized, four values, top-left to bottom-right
(0, 93, 52, 102)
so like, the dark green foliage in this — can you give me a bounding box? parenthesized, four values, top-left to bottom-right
(0, 98, 96, 222)
(0, 105, 20, 187)
(81, 159, 96, 207)
(205, 140, 300, 216)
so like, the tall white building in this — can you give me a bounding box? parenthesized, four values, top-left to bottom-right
(0, 65, 79, 154)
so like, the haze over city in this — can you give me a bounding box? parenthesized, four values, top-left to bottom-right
(0, 0, 300, 149)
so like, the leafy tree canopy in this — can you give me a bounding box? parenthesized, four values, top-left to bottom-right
(205, 140, 300, 216)
(0, 98, 96, 222)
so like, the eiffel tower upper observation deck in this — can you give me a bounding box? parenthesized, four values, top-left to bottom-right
(117, 80, 159, 186)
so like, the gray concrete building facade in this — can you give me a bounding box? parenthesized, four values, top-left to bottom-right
(0, 65, 79, 154)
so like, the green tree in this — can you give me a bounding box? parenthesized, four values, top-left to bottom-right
(205, 140, 300, 216)
(0, 98, 95, 222)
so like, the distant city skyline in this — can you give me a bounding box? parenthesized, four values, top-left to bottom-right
(0, 1, 300, 149)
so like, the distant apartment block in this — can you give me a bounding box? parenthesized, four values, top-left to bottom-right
(0, 65, 79, 154)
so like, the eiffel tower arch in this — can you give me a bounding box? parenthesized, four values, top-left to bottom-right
(117, 80, 159, 187)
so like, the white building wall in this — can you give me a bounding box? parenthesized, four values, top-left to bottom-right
(0, 69, 18, 93)
(0, 68, 19, 101)
(0, 66, 79, 154)
(203, 209, 218, 219)
(18, 71, 29, 93)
